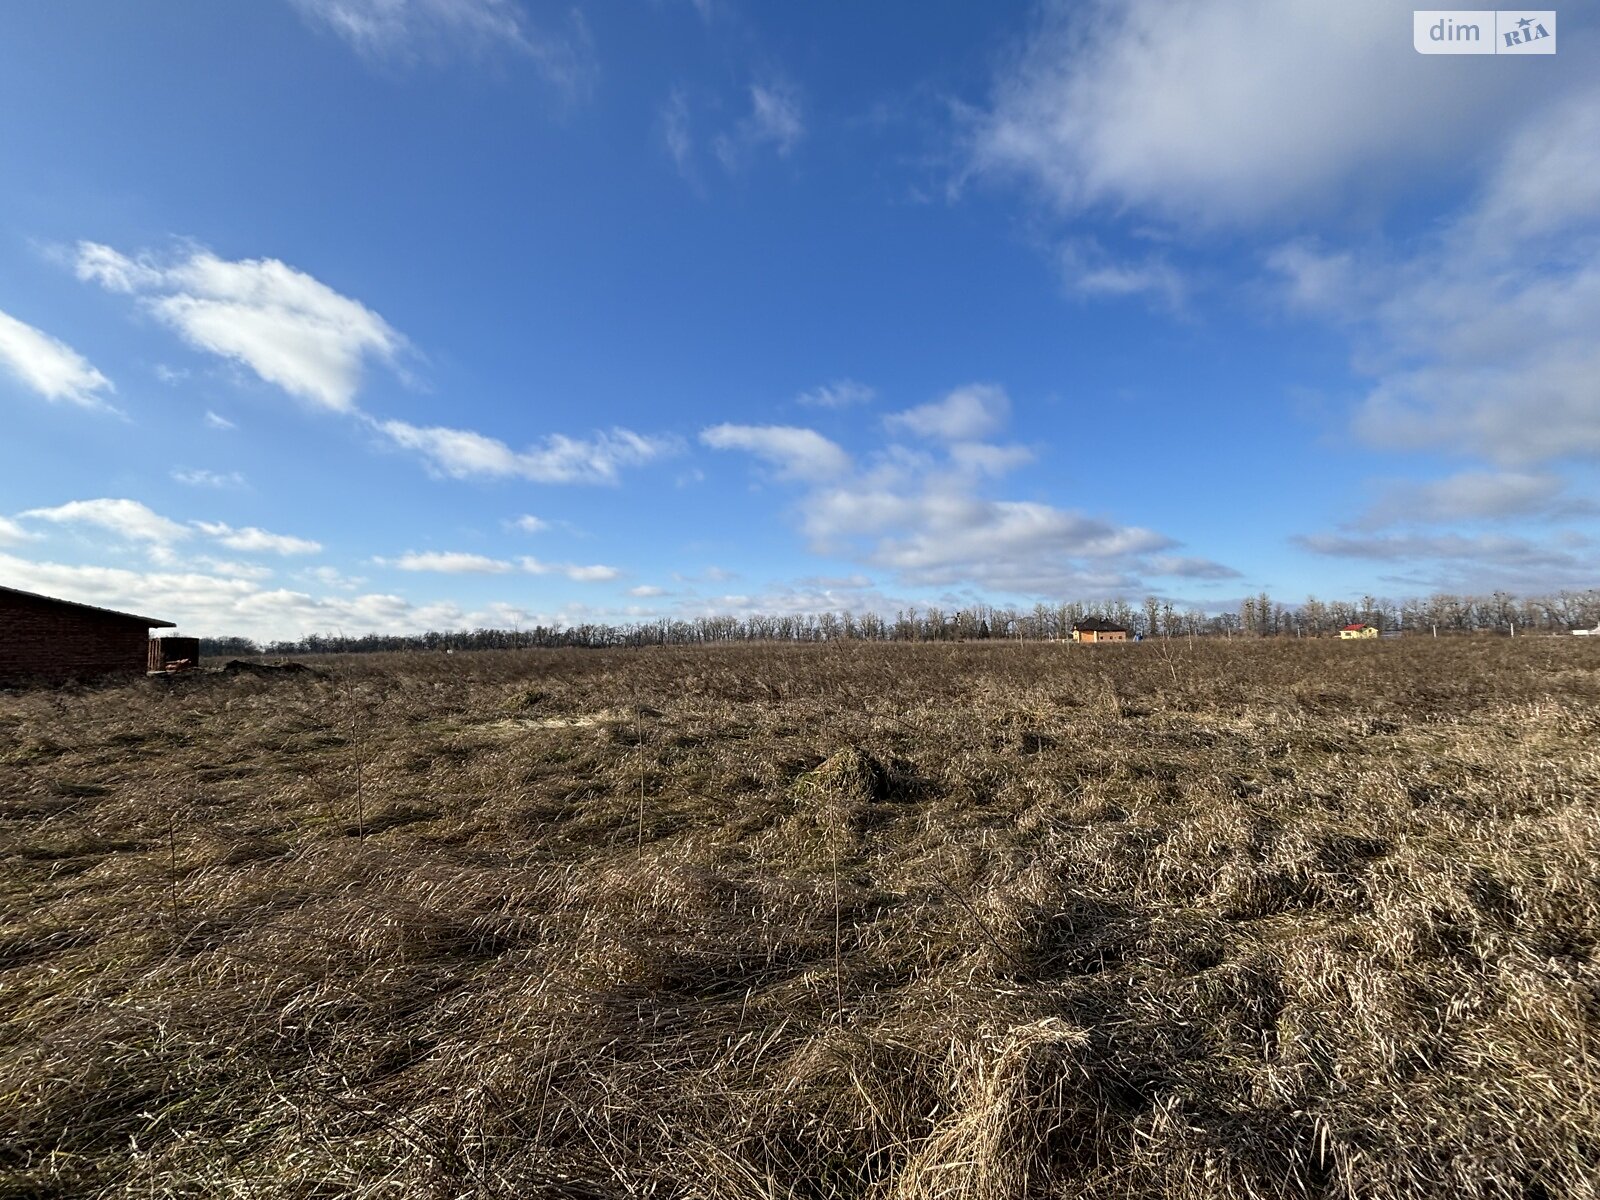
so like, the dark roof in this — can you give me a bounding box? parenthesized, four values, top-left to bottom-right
(0, 585, 176, 628)
(1072, 617, 1127, 633)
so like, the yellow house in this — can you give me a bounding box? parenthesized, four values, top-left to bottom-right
(1340, 624, 1379, 639)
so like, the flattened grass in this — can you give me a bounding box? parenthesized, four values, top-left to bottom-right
(2, 638, 1599, 1197)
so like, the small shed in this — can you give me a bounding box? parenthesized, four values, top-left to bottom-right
(1340, 624, 1379, 640)
(0, 586, 176, 683)
(1071, 618, 1128, 644)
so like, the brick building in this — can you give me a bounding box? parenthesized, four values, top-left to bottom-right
(1071, 617, 1128, 644)
(0, 586, 176, 684)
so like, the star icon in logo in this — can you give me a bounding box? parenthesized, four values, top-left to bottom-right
(1517, 15, 1534, 29)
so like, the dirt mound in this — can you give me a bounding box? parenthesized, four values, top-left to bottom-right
(221, 659, 314, 677)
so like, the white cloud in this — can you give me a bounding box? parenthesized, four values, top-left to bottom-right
(297, 565, 367, 590)
(628, 584, 668, 597)
(0, 516, 39, 546)
(289, 0, 595, 90)
(385, 551, 515, 574)
(521, 556, 620, 583)
(701, 423, 851, 481)
(946, 441, 1035, 476)
(1358, 471, 1592, 528)
(0, 308, 115, 410)
(204, 410, 237, 430)
(797, 379, 876, 409)
(172, 468, 247, 488)
(1296, 531, 1584, 571)
(803, 485, 1176, 590)
(190, 556, 275, 581)
(972, 0, 1526, 227)
(661, 88, 697, 183)
(1266, 241, 1360, 314)
(22, 498, 189, 544)
(0, 549, 559, 643)
(1145, 555, 1243, 581)
(714, 81, 804, 172)
(380, 418, 676, 484)
(20, 498, 324, 564)
(510, 514, 549, 533)
(885, 384, 1009, 442)
(1059, 240, 1185, 310)
(1472, 88, 1600, 242)
(74, 242, 161, 293)
(705, 391, 1231, 596)
(1261, 89, 1600, 467)
(192, 521, 322, 555)
(75, 242, 403, 413)
(375, 550, 617, 582)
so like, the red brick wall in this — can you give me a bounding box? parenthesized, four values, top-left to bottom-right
(0, 597, 158, 683)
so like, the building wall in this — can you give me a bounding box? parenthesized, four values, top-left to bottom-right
(0, 599, 158, 683)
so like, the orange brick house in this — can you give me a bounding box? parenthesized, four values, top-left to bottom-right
(1071, 618, 1128, 644)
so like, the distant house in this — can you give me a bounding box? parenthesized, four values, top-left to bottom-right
(1340, 623, 1379, 640)
(0, 586, 176, 684)
(1071, 618, 1128, 644)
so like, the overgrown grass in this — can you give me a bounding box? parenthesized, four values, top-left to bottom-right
(3, 638, 1599, 1198)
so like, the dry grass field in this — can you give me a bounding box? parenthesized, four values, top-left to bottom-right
(3, 638, 1599, 1199)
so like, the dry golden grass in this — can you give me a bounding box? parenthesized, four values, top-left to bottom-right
(3, 638, 1599, 1198)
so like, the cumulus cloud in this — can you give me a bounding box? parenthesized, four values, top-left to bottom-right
(701, 423, 851, 481)
(806, 486, 1177, 590)
(22, 498, 189, 544)
(885, 384, 1009, 442)
(75, 242, 404, 412)
(385, 550, 515, 574)
(0, 308, 115, 410)
(19, 498, 323, 563)
(192, 522, 322, 555)
(706, 390, 1234, 596)
(971, 0, 1527, 227)
(522, 556, 620, 583)
(510, 514, 549, 533)
(380, 418, 676, 484)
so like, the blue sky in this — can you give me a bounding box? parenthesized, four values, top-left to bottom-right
(1, 0, 1596, 639)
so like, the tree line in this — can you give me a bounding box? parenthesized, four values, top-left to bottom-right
(196, 588, 1600, 658)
